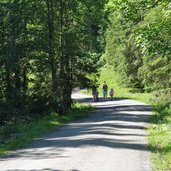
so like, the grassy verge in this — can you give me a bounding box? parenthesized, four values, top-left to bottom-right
(148, 104, 171, 171)
(97, 66, 171, 171)
(96, 67, 153, 103)
(0, 102, 93, 157)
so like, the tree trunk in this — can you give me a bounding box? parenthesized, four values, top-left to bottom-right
(58, 0, 74, 113)
(5, 61, 12, 99)
(23, 65, 27, 91)
(15, 66, 21, 90)
(46, 0, 58, 111)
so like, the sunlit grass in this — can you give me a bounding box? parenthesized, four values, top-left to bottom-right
(97, 66, 171, 171)
(97, 66, 119, 97)
(149, 104, 171, 171)
(97, 66, 152, 103)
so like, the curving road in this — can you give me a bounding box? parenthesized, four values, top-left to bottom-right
(0, 93, 152, 171)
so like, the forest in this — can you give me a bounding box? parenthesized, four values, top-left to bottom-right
(0, 0, 107, 124)
(104, 1, 171, 169)
(105, 0, 171, 94)
(0, 0, 171, 169)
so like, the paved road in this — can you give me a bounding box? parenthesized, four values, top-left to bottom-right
(0, 93, 152, 171)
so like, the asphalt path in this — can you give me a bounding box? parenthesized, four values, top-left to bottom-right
(0, 93, 152, 171)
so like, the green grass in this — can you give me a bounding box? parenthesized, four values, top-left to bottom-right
(96, 66, 171, 171)
(97, 66, 119, 96)
(96, 67, 152, 102)
(148, 104, 171, 171)
(0, 103, 93, 156)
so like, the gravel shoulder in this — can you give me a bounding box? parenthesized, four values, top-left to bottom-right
(0, 93, 152, 171)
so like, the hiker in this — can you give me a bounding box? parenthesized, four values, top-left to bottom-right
(96, 91, 99, 101)
(110, 88, 114, 100)
(92, 85, 97, 102)
(102, 81, 108, 100)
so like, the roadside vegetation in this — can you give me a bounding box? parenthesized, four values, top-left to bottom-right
(0, 0, 105, 157)
(0, 0, 170, 170)
(0, 0, 106, 153)
(0, 103, 92, 157)
(102, 1, 171, 170)
(98, 67, 171, 171)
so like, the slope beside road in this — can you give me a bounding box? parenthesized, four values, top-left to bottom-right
(0, 93, 152, 171)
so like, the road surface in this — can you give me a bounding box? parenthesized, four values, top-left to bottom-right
(0, 93, 152, 171)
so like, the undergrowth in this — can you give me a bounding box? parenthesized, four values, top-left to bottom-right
(0, 102, 92, 156)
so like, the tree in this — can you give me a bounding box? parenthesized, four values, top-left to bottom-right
(0, 0, 108, 124)
(104, 0, 171, 95)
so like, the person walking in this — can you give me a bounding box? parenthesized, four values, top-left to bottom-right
(92, 85, 97, 102)
(110, 88, 114, 100)
(102, 81, 108, 100)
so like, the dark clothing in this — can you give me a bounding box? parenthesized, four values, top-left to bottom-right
(92, 85, 98, 101)
(92, 85, 97, 95)
(103, 84, 108, 91)
(92, 85, 97, 92)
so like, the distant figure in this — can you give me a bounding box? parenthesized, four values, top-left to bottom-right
(92, 85, 97, 102)
(96, 91, 99, 101)
(102, 81, 108, 100)
(110, 88, 114, 100)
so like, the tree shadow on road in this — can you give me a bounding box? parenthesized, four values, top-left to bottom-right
(6, 169, 80, 171)
(73, 97, 128, 103)
(0, 97, 152, 162)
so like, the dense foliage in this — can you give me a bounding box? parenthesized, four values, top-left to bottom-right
(0, 0, 107, 124)
(104, 0, 171, 96)
(104, 2, 171, 169)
